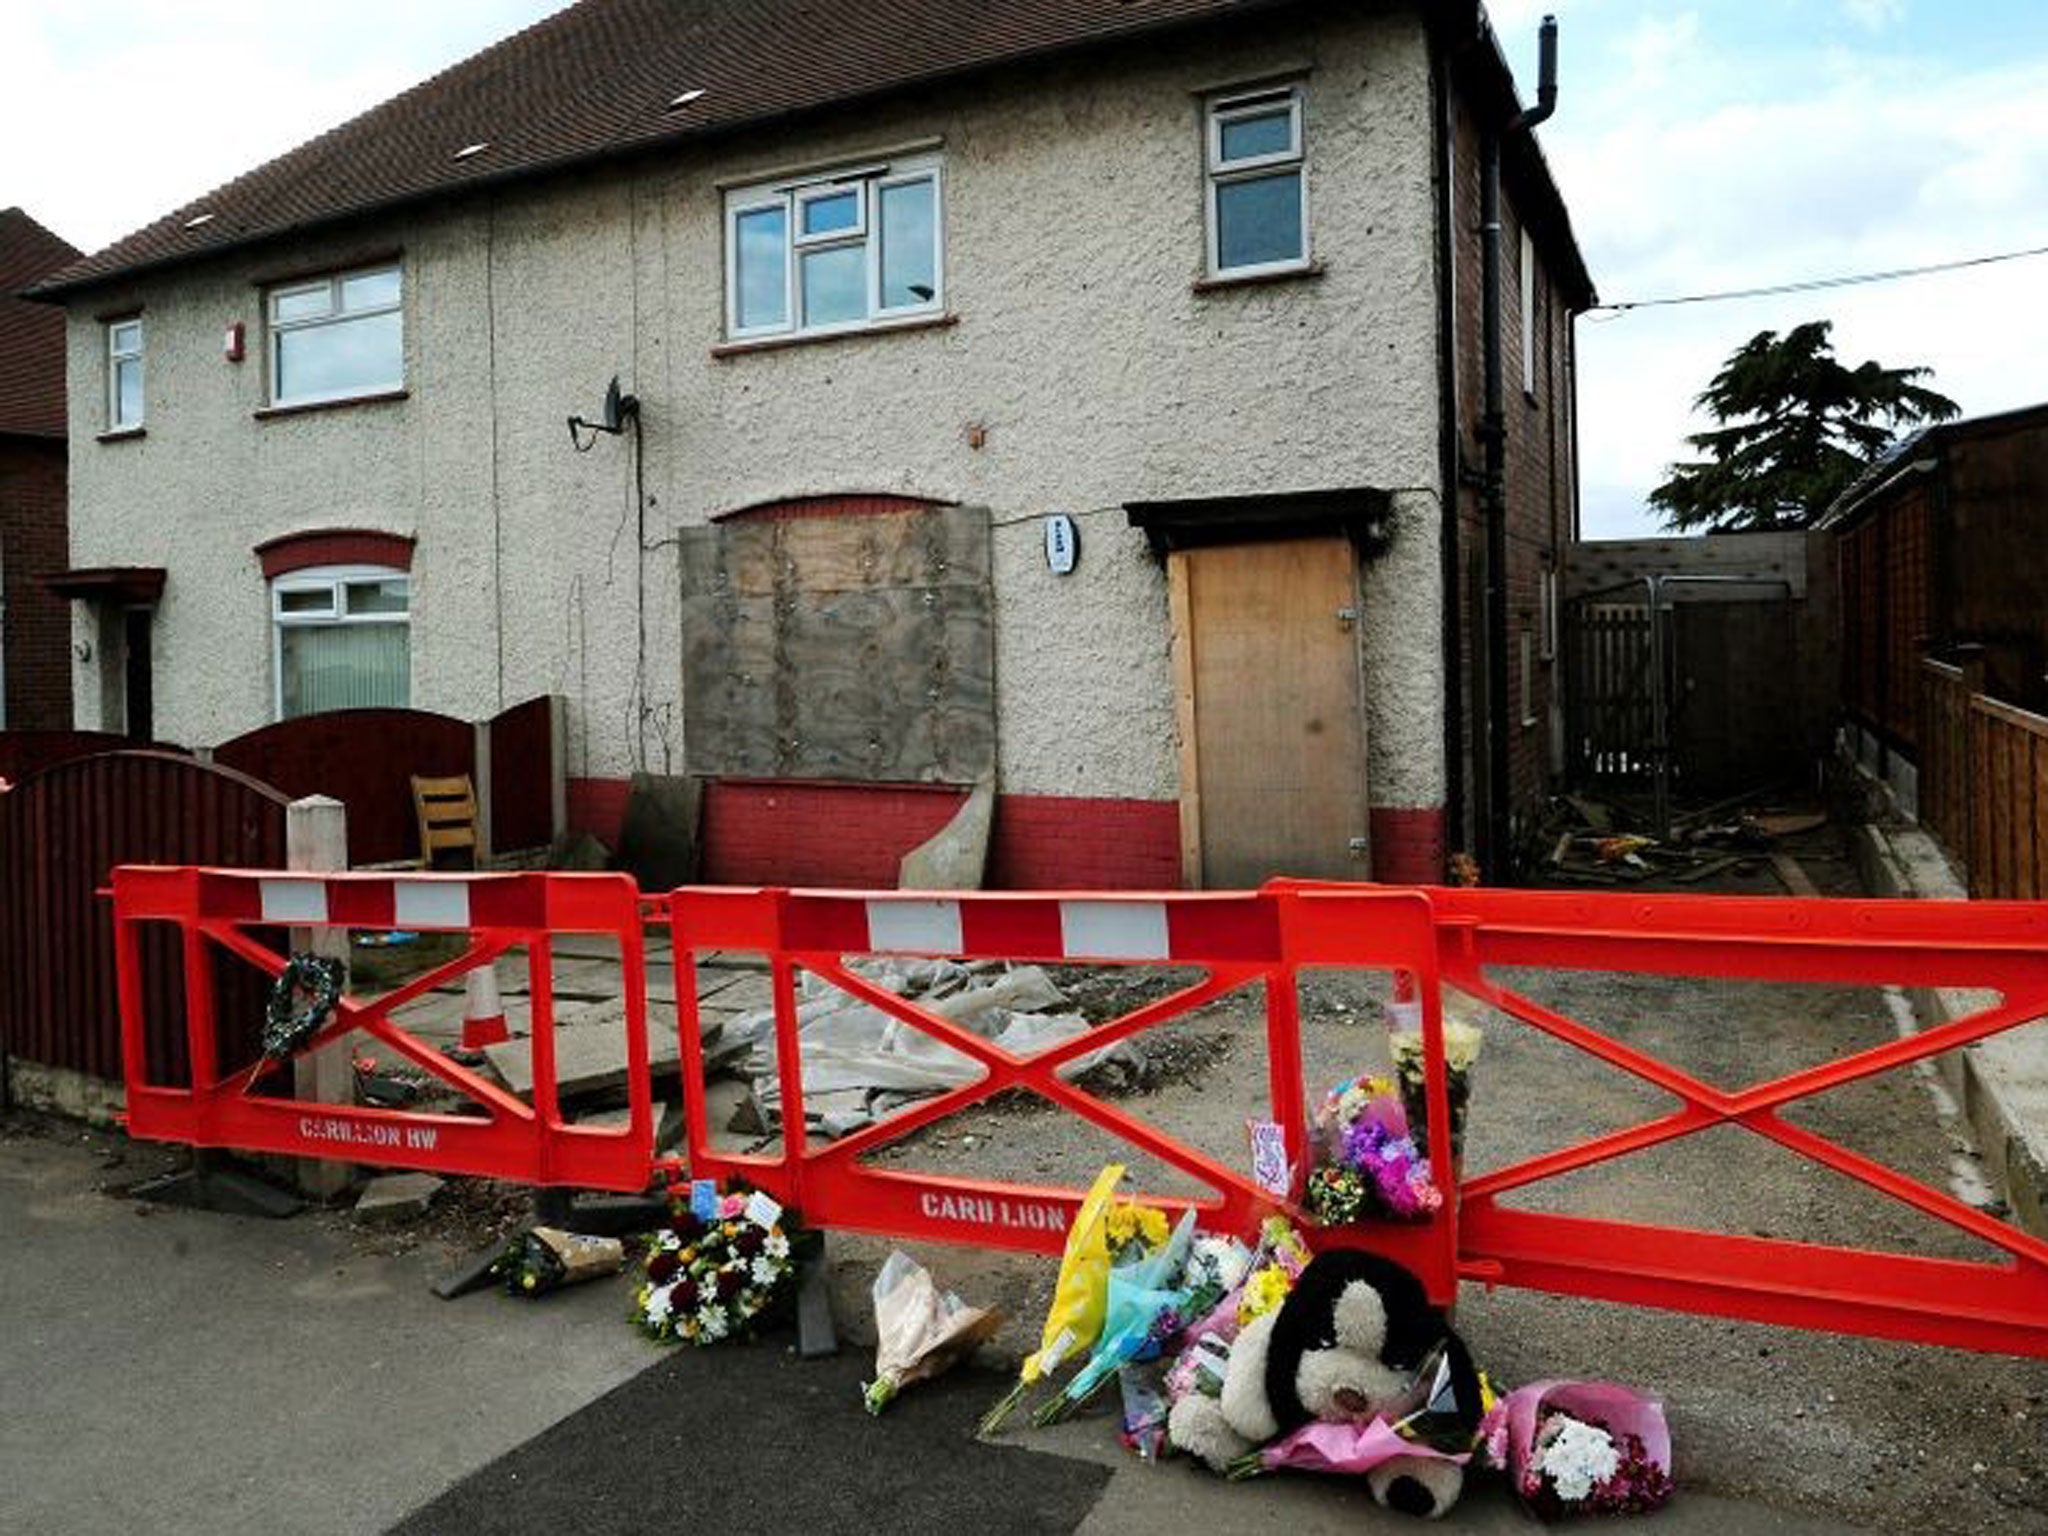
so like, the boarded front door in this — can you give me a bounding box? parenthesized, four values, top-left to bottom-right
(1171, 537, 1368, 886)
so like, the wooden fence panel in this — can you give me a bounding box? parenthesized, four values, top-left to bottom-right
(0, 752, 287, 1082)
(215, 708, 472, 867)
(487, 696, 558, 855)
(1567, 602, 1655, 785)
(0, 730, 187, 783)
(1927, 673, 2048, 902)
(1916, 660, 1970, 866)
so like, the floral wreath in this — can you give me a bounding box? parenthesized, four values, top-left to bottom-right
(633, 1188, 796, 1346)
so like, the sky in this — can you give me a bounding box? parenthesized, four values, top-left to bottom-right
(5, 1, 2045, 540)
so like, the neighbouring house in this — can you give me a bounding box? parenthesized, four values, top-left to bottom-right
(0, 208, 79, 733)
(29, 0, 1590, 889)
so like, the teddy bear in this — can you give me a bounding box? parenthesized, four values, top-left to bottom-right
(1166, 1249, 1481, 1519)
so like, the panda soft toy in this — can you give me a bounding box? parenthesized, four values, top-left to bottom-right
(1167, 1250, 1481, 1519)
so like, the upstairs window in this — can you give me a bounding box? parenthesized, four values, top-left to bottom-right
(1206, 85, 1309, 277)
(272, 563, 410, 718)
(107, 318, 144, 430)
(724, 155, 943, 340)
(267, 263, 403, 407)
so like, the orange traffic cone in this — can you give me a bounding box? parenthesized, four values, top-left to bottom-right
(461, 961, 511, 1050)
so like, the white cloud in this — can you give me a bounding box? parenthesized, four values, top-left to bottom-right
(0, 2, 563, 253)
(1551, 29, 2048, 535)
(1841, 0, 1907, 31)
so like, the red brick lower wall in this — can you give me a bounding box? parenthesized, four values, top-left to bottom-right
(702, 779, 967, 887)
(986, 794, 1181, 890)
(1370, 806, 1448, 885)
(567, 777, 632, 848)
(567, 776, 1185, 890)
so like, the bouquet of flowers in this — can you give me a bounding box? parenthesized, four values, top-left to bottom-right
(1386, 1005, 1485, 1160)
(493, 1226, 626, 1297)
(863, 1251, 1004, 1414)
(1033, 1207, 1195, 1424)
(1162, 1217, 1309, 1412)
(1482, 1380, 1675, 1519)
(633, 1187, 796, 1346)
(1304, 1075, 1442, 1224)
(980, 1164, 1126, 1433)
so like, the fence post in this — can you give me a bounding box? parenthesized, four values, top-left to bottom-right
(471, 720, 494, 868)
(1955, 645, 1988, 899)
(548, 695, 568, 844)
(287, 794, 353, 1199)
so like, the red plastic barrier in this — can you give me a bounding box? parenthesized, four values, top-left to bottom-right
(109, 867, 2048, 1357)
(665, 885, 1460, 1301)
(1389, 882, 2048, 1358)
(111, 866, 654, 1191)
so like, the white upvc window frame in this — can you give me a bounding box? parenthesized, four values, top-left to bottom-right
(1205, 83, 1311, 279)
(270, 562, 411, 720)
(723, 154, 945, 342)
(107, 317, 144, 430)
(266, 262, 404, 409)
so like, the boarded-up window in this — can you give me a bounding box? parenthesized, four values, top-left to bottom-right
(676, 503, 994, 783)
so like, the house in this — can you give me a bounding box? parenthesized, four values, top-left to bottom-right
(30, 0, 1591, 889)
(0, 208, 79, 733)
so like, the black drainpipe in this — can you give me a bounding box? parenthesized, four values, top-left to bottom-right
(1433, 27, 1466, 867)
(1479, 13, 1557, 876)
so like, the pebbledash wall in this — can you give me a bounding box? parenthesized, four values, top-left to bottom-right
(65, 10, 1453, 887)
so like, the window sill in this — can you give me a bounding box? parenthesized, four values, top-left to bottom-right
(1192, 260, 1324, 294)
(96, 426, 146, 444)
(255, 388, 409, 421)
(711, 311, 958, 359)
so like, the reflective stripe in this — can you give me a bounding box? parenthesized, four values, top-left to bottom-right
(259, 879, 328, 925)
(865, 898, 964, 955)
(1059, 900, 1170, 960)
(394, 880, 471, 929)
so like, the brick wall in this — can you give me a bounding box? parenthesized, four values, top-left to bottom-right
(567, 774, 1183, 890)
(1445, 89, 1575, 865)
(0, 434, 71, 730)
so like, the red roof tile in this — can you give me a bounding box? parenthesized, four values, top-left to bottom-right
(32, 0, 1293, 298)
(0, 208, 81, 437)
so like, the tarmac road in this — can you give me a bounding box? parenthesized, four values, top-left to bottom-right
(0, 1113, 1996, 1536)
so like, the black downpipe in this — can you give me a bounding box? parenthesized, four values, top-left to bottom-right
(1479, 14, 1557, 875)
(1432, 31, 1466, 866)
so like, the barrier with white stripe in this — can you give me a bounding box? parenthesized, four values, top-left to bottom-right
(665, 883, 1456, 1291)
(111, 865, 655, 1191)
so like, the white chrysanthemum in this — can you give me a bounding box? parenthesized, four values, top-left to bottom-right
(643, 1284, 675, 1328)
(697, 1306, 729, 1341)
(764, 1232, 790, 1261)
(750, 1256, 781, 1286)
(1539, 1417, 1619, 1503)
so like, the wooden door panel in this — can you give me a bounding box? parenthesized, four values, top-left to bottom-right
(1175, 538, 1367, 887)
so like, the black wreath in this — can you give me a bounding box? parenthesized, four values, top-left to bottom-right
(263, 953, 346, 1060)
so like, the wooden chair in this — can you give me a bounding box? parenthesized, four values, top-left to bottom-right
(411, 774, 478, 870)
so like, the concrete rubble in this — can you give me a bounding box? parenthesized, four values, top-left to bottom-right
(724, 958, 1147, 1139)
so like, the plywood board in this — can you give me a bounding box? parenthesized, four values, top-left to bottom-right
(678, 505, 994, 783)
(1181, 537, 1368, 886)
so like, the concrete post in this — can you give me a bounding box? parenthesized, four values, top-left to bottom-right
(287, 794, 353, 1199)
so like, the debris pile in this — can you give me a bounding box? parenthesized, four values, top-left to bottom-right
(1538, 792, 1828, 890)
(719, 958, 1148, 1140)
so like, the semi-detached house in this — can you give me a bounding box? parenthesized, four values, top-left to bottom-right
(31, 0, 1592, 889)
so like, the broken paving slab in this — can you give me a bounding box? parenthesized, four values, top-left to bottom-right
(481, 999, 744, 1102)
(355, 1172, 444, 1223)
